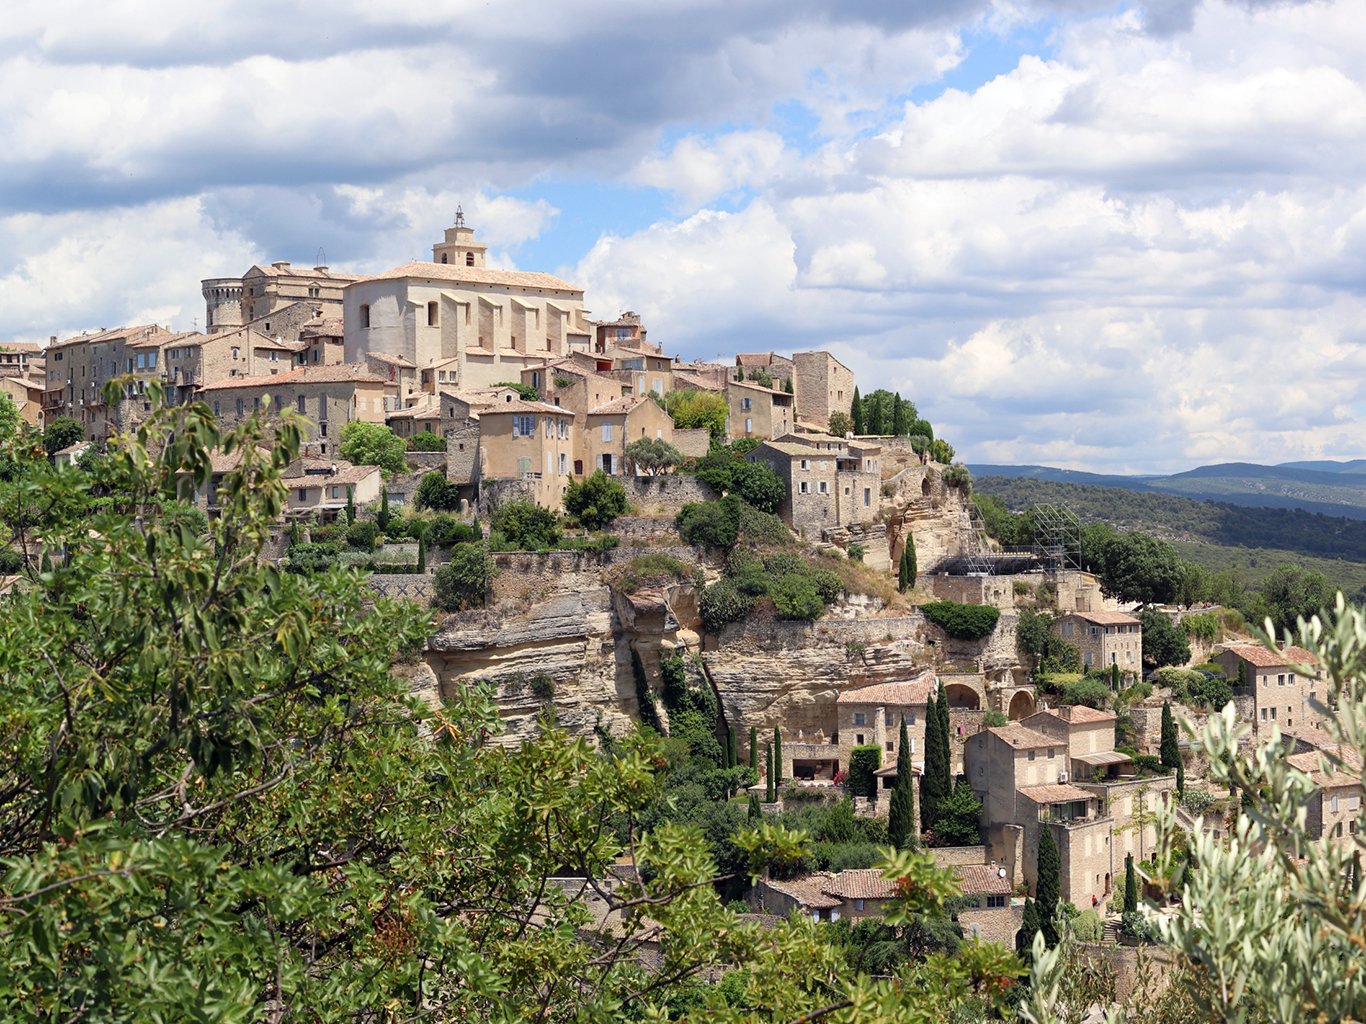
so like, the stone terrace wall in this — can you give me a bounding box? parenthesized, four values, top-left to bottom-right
(366, 573, 435, 603)
(1079, 942, 1176, 1003)
(627, 474, 719, 516)
(931, 845, 988, 868)
(489, 545, 715, 603)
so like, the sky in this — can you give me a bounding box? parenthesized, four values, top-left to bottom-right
(3, 0, 1365, 473)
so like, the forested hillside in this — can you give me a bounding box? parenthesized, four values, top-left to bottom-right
(974, 476, 1366, 563)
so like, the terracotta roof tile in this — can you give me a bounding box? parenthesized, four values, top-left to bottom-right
(736, 352, 776, 367)
(987, 725, 1055, 749)
(200, 364, 387, 391)
(1018, 783, 1096, 804)
(479, 399, 576, 416)
(1222, 643, 1318, 669)
(588, 396, 650, 416)
(1286, 750, 1362, 785)
(762, 875, 842, 910)
(1060, 705, 1116, 724)
(357, 260, 582, 292)
(820, 870, 896, 901)
(836, 671, 936, 707)
(957, 865, 1012, 896)
(1066, 611, 1141, 626)
(366, 352, 416, 368)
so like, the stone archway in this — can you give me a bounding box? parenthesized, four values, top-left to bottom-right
(1008, 690, 1036, 720)
(944, 682, 981, 710)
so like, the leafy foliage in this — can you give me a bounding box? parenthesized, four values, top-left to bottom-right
(563, 470, 628, 530)
(338, 420, 408, 475)
(677, 494, 743, 549)
(493, 498, 562, 548)
(492, 381, 540, 400)
(1059, 678, 1110, 710)
(847, 745, 882, 799)
(624, 437, 683, 475)
(1141, 609, 1192, 669)
(665, 388, 729, 438)
(432, 542, 497, 610)
(1036, 824, 1061, 947)
(415, 471, 461, 511)
(828, 412, 853, 437)
(42, 416, 84, 457)
(921, 600, 1001, 640)
(407, 429, 447, 451)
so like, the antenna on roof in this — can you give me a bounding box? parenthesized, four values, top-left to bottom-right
(454, 205, 465, 228)
(316, 247, 327, 268)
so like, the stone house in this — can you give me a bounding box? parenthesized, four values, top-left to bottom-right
(477, 400, 577, 509)
(1020, 706, 1131, 782)
(956, 865, 1017, 945)
(735, 351, 795, 388)
(1286, 750, 1363, 851)
(725, 380, 793, 440)
(0, 376, 46, 427)
(750, 869, 897, 924)
(1052, 610, 1142, 673)
(200, 364, 388, 459)
(1214, 642, 1326, 739)
(791, 350, 854, 429)
(782, 674, 934, 784)
(43, 325, 171, 436)
(343, 216, 594, 390)
(364, 352, 419, 405)
(297, 315, 345, 368)
(583, 396, 675, 478)
(590, 310, 648, 353)
(605, 350, 674, 399)
(744, 437, 880, 533)
(280, 459, 383, 517)
(0, 341, 42, 380)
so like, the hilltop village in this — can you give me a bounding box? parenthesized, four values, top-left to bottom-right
(7, 213, 1354, 978)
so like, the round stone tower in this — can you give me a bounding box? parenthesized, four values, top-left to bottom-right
(201, 277, 244, 333)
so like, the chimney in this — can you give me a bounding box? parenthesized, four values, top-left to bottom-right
(272, 260, 291, 270)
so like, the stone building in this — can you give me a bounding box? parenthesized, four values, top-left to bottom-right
(42, 324, 183, 439)
(298, 315, 345, 367)
(0, 376, 45, 427)
(200, 364, 388, 458)
(590, 310, 649, 354)
(956, 865, 1017, 945)
(343, 216, 594, 390)
(735, 351, 795, 388)
(1286, 750, 1363, 851)
(791, 350, 854, 429)
(0, 341, 42, 380)
(1214, 642, 1326, 740)
(477, 400, 577, 509)
(281, 459, 383, 517)
(584, 396, 675, 478)
(202, 262, 357, 333)
(744, 435, 880, 534)
(1052, 610, 1142, 674)
(364, 352, 419, 405)
(725, 380, 793, 439)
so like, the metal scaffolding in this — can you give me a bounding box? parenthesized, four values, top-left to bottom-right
(936, 500, 1082, 576)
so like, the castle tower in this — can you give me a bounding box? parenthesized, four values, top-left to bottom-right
(201, 277, 244, 333)
(431, 206, 487, 268)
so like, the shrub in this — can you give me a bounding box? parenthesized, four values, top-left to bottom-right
(346, 520, 379, 552)
(847, 543, 866, 563)
(699, 579, 754, 633)
(983, 710, 1008, 728)
(621, 553, 689, 593)
(495, 500, 562, 549)
(665, 388, 730, 438)
(492, 382, 540, 400)
(415, 472, 460, 511)
(847, 745, 882, 799)
(1200, 676, 1233, 711)
(160, 499, 209, 536)
(623, 437, 682, 475)
(432, 543, 498, 611)
(1059, 677, 1111, 710)
(676, 495, 742, 549)
(1132, 754, 1167, 775)
(770, 575, 824, 621)
(0, 549, 22, 574)
(1071, 909, 1105, 943)
(529, 674, 556, 700)
(284, 542, 337, 575)
(1179, 787, 1218, 815)
(809, 569, 844, 604)
(920, 601, 1000, 640)
(563, 471, 628, 530)
(428, 514, 467, 546)
(737, 502, 790, 545)
(730, 460, 785, 514)
(1181, 611, 1220, 643)
(408, 430, 447, 452)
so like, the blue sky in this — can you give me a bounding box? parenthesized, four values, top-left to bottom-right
(3, 0, 1366, 472)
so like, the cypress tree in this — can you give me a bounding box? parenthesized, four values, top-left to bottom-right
(921, 689, 947, 835)
(377, 488, 389, 530)
(1237, 659, 1247, 688)
(1036, 825, 1061, 948)
(41, 551, 52, 574)
(416, 536, 426, 573)
(784, 376, 793, 395)
(1160, 700, 1180, 770)
(749, 725, 758, 772)
(774, 727, 783, 787)
(1123, 852, 1138, 916)
(765, 744, 775, 803)
(736, 366, 745, 381)
(1176, 760, 1185, 794)
(892, 393, 903, 437)
(1111, 663, 1120, 690)
(851, 386, 864, 436)
(346, 487, 356, 526)
(935, 677, 951, 796)
(748, 792, 761, 821)
(888, 715, 915, 849)
(290, 518, 300, 546)
(631, 647, 663, 734)
(1016, 898, 1041, 961)
(905, 538, 917, 590)
(898, 547, 910, 592)
(726, 726, 737, 769)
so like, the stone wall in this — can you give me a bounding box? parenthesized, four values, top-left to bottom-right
(960, 904, 1022, 948)
(366, 573, 435, 603)
(626, 474, 720, 516)
(478, 476, 535, 518)
(446, 422, 481, 486)
(1078, 942, 1176, 1003)
(925, 573, 1017, 610)
(673, 428, 711, 458)
(930, 845, 988, 868)
(404, 451, 448, 475)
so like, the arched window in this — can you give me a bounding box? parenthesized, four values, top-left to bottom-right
(359, 304, 370, 328)
(441, 253, 448, 264)
(465, 252, 475, 266)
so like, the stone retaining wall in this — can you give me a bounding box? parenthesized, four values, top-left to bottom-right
(366, 573, 435, 603)
(627, 474, 720, 516)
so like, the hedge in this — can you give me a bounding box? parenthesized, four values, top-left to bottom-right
(920, 600, 1001, 640)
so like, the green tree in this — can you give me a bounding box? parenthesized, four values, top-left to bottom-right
(1123, 852, 1138, 916)
(42, 416, 84, 458)
(624, 437, 683, 475)
(934, 778, 983, 847)
(774, 726, 783, 787)
(851, 386, 864, 435)
(1141, 609, 1191, 669)
(1160, 700, 1180, 770)
(1036, 824, 1061, 948)
(726, 726, 737, 770)
(921, 687, 949, 835)
(848, 745, 882, 799)
(783, 376, 793, 395)
(338, 420, 408, 476)
(888, 716, 916, 850)
(1017, 898, 1041, 960)
(416, 535, 425, 573)
(665, 388, 730, 439)
(377, 486, 390, 529)
(492, 381, 540, 400)
(564, 470, 628, 530)
(828, 412, 854, 437)
(730, 460, 786, 514)
(676, 494, 742, 548)
(765, 743, 775, 802)
(630, 646, 662, 734)
(345, 484, 355, 525)
(1259, 564, 1334, 635)
(748, 792, 761, 821)
(929, 439, 956, 464)
(1098, 532, 1184, 607)
(432, 542, 497, 610)
(749, 725, 758, 772)
(415, 471, 459, 511)
(1238, 659, 1248, 688)
(495, 499, 562, 548)
(1017, 608, 1054, 669)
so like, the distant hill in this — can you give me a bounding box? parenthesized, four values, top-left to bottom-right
(969, 460, 1366, 519)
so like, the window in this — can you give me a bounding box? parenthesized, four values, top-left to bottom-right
(214, 401, 220, 416)
(741, 397, 752, 410)
(513, 415, 535, 437)
(428, 302, 438, 326)
(297, 488, 307, 501)
(818, 481, 828, 494)
(886, 742, 893, 751)
(559, 419, 569, 439)
(601, 422, 613, 442)
(987, 894, 1008, 909)
(1048, 748, 1055, 759)
(855, 734, 864, 745)
(745, 418, 752, 433)
(297, 395, 306, 413)
(1261, 708, 1267, 721)
(885, 712, 894, 726)
(359, 304, 370, 328)
(1270, 708, 1276, 720)
(559, 453, 567, 474)
(1279, 674, 1286, 686)
(236, 398, 244, 416)
(1332, 795, 1340, 813)
(441, 253, 448, 263)
(1083, 652, 1093, 666)
(331, 487, 339, 499)
(1351, 794, 1360, 811)
(799, 481, 809, 494)
(864, 488, 871, 506)
(318, 395, 327, 420)
(232, 347, 240, 360)
(1028, 750, 1036, 761)
(853, 713, 865, 726)
(800, 459, 809, 470)
(465, 252, 474, 266)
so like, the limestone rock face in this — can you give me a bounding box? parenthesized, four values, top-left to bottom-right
(881, 465, 973, 572)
